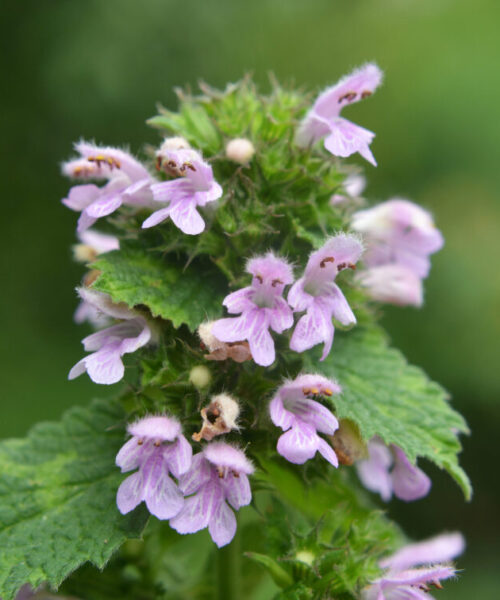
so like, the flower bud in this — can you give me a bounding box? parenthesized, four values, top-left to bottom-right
(225, 138, 255, 164)
(189, 365, 212, 389)
(329, 419, 367, 466)
(192, 393, 240, 442)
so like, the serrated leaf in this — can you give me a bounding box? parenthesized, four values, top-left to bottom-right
(92, 245, 226, 331)
(0, 399, 149, 600)
(306, 326, 471, 499)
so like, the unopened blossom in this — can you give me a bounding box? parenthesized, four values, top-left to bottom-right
(211, 253, 294, 367)
(356, 264, 423, 307)
(69, 288, 154, 385)
(356, 437, 431, 502)
(198, 321, 252, 363)
(288, 233, 363, 360)
(170, 442, 254, 547)
(116, 415, 192, 520)
(62, 141, 155, 232)
(330, 173, 366, 205)
(296, 63, 382, 165)
(143, 148, 222, 235)
(72, 230, 120, 326)
(73, 229, 120, 264)
(363, 532, 465, 600)
(192, 394, 240, 442)
(351, 199, 444, 278)
(225, 138, 255, 164)
(270, 374, 341, 467)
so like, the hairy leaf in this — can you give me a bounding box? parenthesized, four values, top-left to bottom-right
(0, 400, 148, 600)
(308, 326, 471, 499)
(92, 245, 226, 331)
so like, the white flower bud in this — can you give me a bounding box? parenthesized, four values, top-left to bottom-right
(73, 244, 97, 264)
(189, 365, 212, 389)
(225, 138, 255, 164)
(192, 393, 240, 442)
(156, 136, 191, 156)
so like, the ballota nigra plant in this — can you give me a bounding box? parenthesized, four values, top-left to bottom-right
(0, 65, 470, 600)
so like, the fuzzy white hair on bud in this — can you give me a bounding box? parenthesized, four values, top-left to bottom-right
(225, 138, 255, 164)
(192, 393, 240, 442)
(189, 365, 212, 389)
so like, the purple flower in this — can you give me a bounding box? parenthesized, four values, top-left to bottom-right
(69, 288, 154, 385)
(356, 437, 431, 502)
(296, 63, 383, 165)
(288, 234, 363, 360)
(73, 230, 120, 326)
(330, 173, 366, 205)
(270, 374, 341, 467)
(143, 149, 222, 235)
(170, 442, 254, 547)
(211, 253, 294, 367)
(351, 199, 444, 279)
(116, 415, 192, 520)
(62, 141, 154, 233)
(363, 532, 465, 600)
(356, 264, 423, 307)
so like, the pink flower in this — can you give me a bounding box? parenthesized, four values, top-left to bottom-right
(288, 234, 363, 360)
(62, 142, 155, 233)
(211, 253, 294, 367)
(73, 230, 120, 326)
(68, 288, 154, 385)
(363, 532, 465, 599)
(330, 173, 366, 205)
(270, 374, 341, 467)
(143, 149, 222, 235)
(356, 437, 431, 502)
(351, 199, 444, 279)
(296, 63, 383, 165)
(116, 416, 192, 520)
(356, 264, 423, 307)
(170, 442, 254, 547)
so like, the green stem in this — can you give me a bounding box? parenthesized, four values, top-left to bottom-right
(216, 523, 240, 600)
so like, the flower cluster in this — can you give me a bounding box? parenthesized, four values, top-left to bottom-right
(58, 66, 462, 596)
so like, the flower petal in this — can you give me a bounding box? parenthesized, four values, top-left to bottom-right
(289, 301, 334, 360)
(85, 194, 123, 218)
(208, 500, 237, 548)
(391, 446, 431, 502)
(163, 435, 193, 478)
(268, 297, 294, 334)
(143, 457, 184, 520)
(324, 118, 376, 166)
(276, 423, 319, 464)
(222, 473, 252, 510)
(169, 198, 206, 235)
(116, 471, 144, 515)
(380, 532, 465, 571)
(317, 437, 339, 468)
(62, 184, 100, 211)
(170, 479, 222, 535)
(178, 453, 213, 496)
(142, 206, 172, 229)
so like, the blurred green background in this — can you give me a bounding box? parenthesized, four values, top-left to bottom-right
(2, 0, 499, 597)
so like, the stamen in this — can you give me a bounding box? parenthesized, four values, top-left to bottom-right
(320, 256, 335, 268)
(255, 274, 263, 284)
(361, 90, 372, 99)
(338, 92, 357, 103)
(337, 262, 356, 272)
(87, 155, 121, 169)
(232, 470, 240, 478)
(153, 440, 161, 447)
(155, 156, 162, 171)
(323, 388, 333, 396)
(310, 387, 319, 395)
(271, 278, 283, 287)
(430, 581, 443, 590)
(302, 387, 311, 395)
(137, 439, 144, 446)
(217, 466, 225, 478)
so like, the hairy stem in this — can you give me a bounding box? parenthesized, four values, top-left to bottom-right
(216, 524, 240, 600)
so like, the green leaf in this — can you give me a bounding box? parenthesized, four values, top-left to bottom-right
(0, 399, 149, 600)
(307, 326, 471, 499)
(92, 245, 226, 331)
(245, 553, 293, 590)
